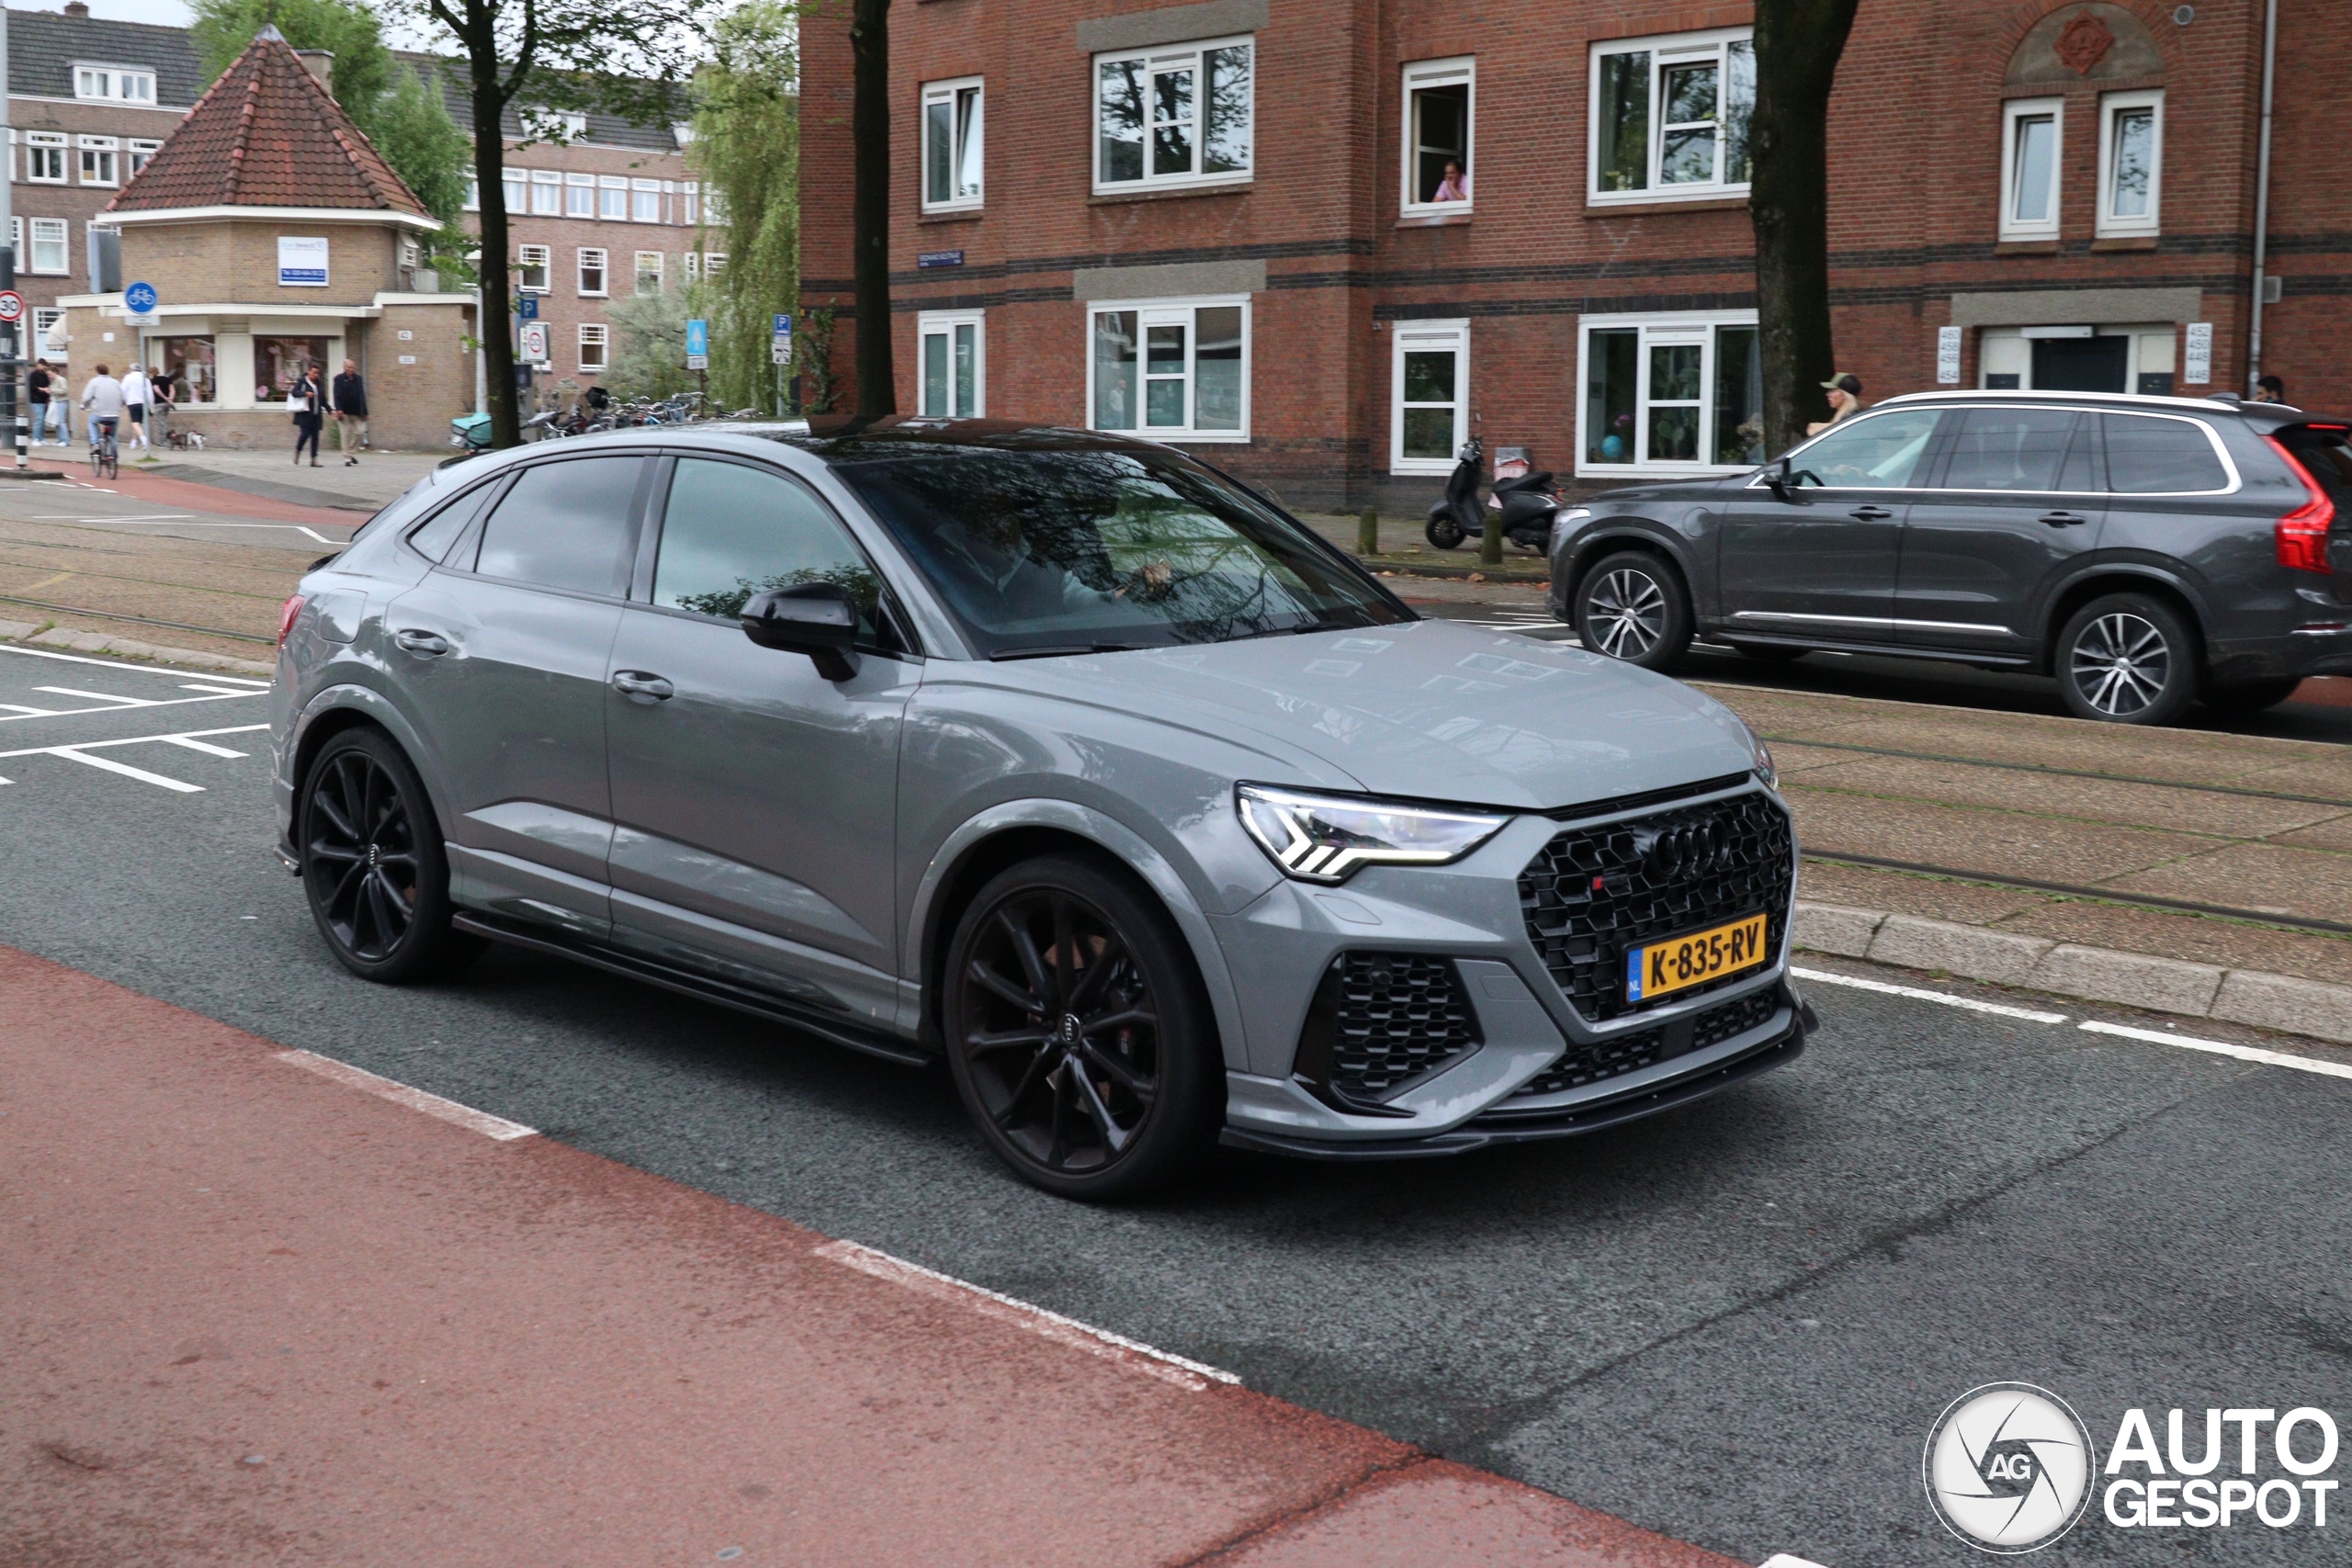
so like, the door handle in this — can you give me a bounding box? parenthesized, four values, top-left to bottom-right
(2039, 511, 2089, 527)
(393, 627, 449, 657)
(1848, 505, 1894, 521)
(612, 670, 674, 701)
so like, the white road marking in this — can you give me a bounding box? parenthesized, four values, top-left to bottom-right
(1759, 1555, 1834, 1568)
(0, 643, 273, 682)
(273, 1049, 538, 1141)
(1790, 964, 2069, 1023)
(0, 722, 268, 791)
(34, 685, 164, 706)
(0, 689, 263, 723)
(814, 1237, 1241, 1393)
(34, 516, 349, 541)
(155, 735, 249, 758)
(47, 748, 203, 791)
(2078, 1020, 2352, 1082)
(0, 702, 57, 715)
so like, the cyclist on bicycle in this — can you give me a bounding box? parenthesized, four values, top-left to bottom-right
(79, 362, 126, 452)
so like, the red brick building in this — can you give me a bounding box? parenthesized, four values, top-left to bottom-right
(799, 0, 2348, 512)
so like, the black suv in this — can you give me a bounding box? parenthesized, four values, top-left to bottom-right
(1548, 391, 2352, 724)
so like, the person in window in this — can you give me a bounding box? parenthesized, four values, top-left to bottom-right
(289, 364, 325, 467)
(1433, 159, 1469, 203)
(2253, 374, 2288, 404)
(1806, 373, 1864, 436)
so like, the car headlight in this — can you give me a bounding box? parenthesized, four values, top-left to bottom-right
(1237, 784, 1511, 884)
(1741, 725, 1778, 789)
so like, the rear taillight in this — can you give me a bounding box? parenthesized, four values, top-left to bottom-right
(2262, 435, 2337, 574)
(277, 594, 307, 647)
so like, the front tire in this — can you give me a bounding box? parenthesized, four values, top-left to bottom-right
(1425, 513, 1466, 550)
(299, 728, 478, 982)
(2055, 593, 2200, 726)
(944, 855, 1222, 1201)
(1573, 550, 1693, 670)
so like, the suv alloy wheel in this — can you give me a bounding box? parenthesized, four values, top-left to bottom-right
(2055, 592, 2199, 727)
(1573, 550, 1693, 670)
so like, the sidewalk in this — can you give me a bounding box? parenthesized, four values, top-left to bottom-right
(130, 446, 444, 511)
(0, 944, 1741, 1568)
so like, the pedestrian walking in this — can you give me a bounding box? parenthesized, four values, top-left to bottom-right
(1806, 372, 1865, 436)
(28, 359, 57, 446)
(79, 363, 125, 452)
(149, 367, 176, 448)
(290, 364, 324, 467)
(120, 363, 152, 450)
(330, 358, 368, 464)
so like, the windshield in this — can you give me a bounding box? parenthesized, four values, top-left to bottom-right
(830, 443, 1412, 656)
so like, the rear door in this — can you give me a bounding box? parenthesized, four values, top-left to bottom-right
(1894, 404, 2102, 658)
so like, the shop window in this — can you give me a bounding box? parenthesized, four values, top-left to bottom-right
(1590, 29, 1753, 202)
(153, 334, 216, 404)
(578, 247, 607, 296)
(1579, 312, 1760, 475)
(1095, 36, 1252, 192)
(922, 78, 984, 211)
(1390, 320, 1469, 473)
(918, 310, 985, 418)
(2001, 98, 2063, 240)
(1401, 59, 1473, 212)
(255, 336, 333, 399)
(517, 243, 552, 293)
(1088, 297, 1248, 440)
(2098, 90, 2161, 238)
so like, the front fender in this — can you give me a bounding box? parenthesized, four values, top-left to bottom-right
(284, 681, 447, 836)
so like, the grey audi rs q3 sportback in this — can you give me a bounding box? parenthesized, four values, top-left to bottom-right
(272, 421, 1810, 1197)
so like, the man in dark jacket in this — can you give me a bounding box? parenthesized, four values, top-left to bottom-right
(330, 359, 368, 464)
(28, 359, 55, 446)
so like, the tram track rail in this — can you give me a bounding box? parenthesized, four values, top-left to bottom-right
(1799, 850, 2352, 940)
(1760, 735, 2352, 811)
(0, 593, 277, 646)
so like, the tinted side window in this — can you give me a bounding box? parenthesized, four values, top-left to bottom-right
(407, 480, 499, 562)
(1939, 408, 2088, 491)
(1789, 409, 1943, 488)
(653, 457, 883, 637)
(2102, 414, 2229, 493)
(473, 457, 643, 595)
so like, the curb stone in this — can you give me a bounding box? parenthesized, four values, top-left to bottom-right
(0, 617, 277, 678)
(1794, 899, 2352, 1045)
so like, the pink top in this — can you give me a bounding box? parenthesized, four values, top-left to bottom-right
(1434, 172, 1469, 202)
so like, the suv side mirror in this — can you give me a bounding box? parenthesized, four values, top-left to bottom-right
(1763, 456, 1795, 500)
(742, 582, 860, 682)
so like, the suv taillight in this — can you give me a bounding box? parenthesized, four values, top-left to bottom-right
(2262, 434, 2337, 574)
(277, 594, 307, 647)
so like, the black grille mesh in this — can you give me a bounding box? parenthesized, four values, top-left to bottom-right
(1323, 954, 1479, 1100)
(1518, 793, 1794, 1021)
(1691, 987, 1780, 1052)
(1509, 987, 1784, 1100)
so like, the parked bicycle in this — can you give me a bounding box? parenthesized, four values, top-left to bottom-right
(89, 416, 119, 480)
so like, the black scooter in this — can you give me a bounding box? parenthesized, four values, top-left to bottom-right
(1424, 436, 1564, 552)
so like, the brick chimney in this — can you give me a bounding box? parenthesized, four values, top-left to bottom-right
(296, 50, 334, 97)
(62, 1, 90, 15)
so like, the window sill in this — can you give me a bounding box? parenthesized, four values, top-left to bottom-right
(1994, 239, 2060, 255)
(1089, 181, 1251, 206)
(919, 209, 984, 225)
(1396, 209, 1472, 229)
(1584, 195, 1747, 217)
(2090, 234, 2159, 252)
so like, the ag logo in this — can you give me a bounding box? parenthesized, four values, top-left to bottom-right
(1924, 1382, 2097, 1553)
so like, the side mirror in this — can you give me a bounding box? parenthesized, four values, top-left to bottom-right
(742, 582, 860, 682)
(1763, 456, 1795, 501)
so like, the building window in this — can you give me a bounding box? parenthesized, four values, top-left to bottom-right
(1578, 310, 1761, 475)
(922, 77, 983, 211)
(1391, 320, 1469, 474)
(517, 243, 551, 293)
(256, 336, 333, 397)
(631, 179, 662, 223)
(701, 253, 726, 277)
(128, 138, 162, 178)
(1087, 296, 1248, 441)
(530, 168, 562, 215)
(77, 135, 119, 186)
(683, 253, 699, 284)
(2000, 97, 2063, 240)
(1589, 28, 1754, 202)
(521, 106, 587, 141)
(1401, 58, 1473, 212)
(1094, 36, 1253, 192)
(579, 322, 609, 372)
(34, 308, 67, 359)
(25, 132, 65, 184)
(28, 218, 68, 275)
(634, 251, 663, 293)
(74, 65, 156, 103)
(683, 181, 699, 226)
(917, 310, 985, 418)
(578, 246, 607, 296)
(564, 172, 595, 218)
(462, 175, 480, 211)
(153, 335, 217, 403)
(2098, 90, 2162, 238)
(502, 166, 526, 210)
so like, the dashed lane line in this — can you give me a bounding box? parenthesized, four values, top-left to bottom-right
(1790, 964, 2069, 1023)
(2078, 1020, 2352, 1082)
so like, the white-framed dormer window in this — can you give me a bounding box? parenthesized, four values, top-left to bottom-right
(1390, 320, 1469, 474)
(1086, 295, 1249, 442)
(1577, 309, 1762, 478)
(1589, 28, 1754, 203)
(74, 64, 155, 103)
(128, 138, 162, 178)
(918, 310, 985, 418)
(1401, 58, 1474, 214)
(530, 168, 562, 215)
(564, 172, 595, 218)
(1094, 36, 1253, 193)
(77, 135, 119, 186)
(520, 106, 587, 141)
(578, 246, 607, 296)
(28, 218, 69, 276)
(516, 243, 551, 293)
(922, 77, 984, 212)
(2097, 89, 2162, 239)
(631, 178, 662, 223)
(634, 250, 663, 293)
(578, 322, 609, 372)
(2000, 97, 2063, 240)
(25, 131, 65, 184)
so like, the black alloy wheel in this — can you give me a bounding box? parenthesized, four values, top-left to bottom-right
(1573, 549, 1693, 670)
(300, 728, 478, 982)
(2056, 592, 2199, 727)
(944, 856, 1219, 1200)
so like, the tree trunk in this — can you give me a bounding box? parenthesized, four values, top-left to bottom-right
(850, 0, 894, 423)
(1749, 0, 1860, 458)
(466, 30, 520, 448)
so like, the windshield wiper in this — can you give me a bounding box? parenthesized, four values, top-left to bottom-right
(989, 642, 1151, 661)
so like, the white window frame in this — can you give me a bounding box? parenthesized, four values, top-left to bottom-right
(2000, 97, 2064, 241)
(128, 138, 162, 178)
(916, 310, 987, 419)
(1091, 35, 1254, 194)
(1084, 294, 1251, 444)
(25, 131, 65, 185)
(516, 243, 552, 294)
(577, 246, 608, 297)
(631, 178, 662, 224)
(529, 168, 562, 216)
(634, 250, 663, 293)
(33, 307, 65, 355)
(684, 180, 700, 226)
(1587, 28, 1754, 205)
(578, 322, 609, 372)
(2097, 89, 2163, 239)
(74, 64, 156, 104)
(921, 76, 985, 213)
(501, 166, 526, 210)
(702, 253, 726, 277)
(1390, 320, 1470, 474)
(683, 253, 699, 284)
(598, 175, 628, 220)
(1400, 58, 1475, 216)
(77, 134, 119, 187)
(564, 171, 595, 218)
(28, 217, 69, 276)
(462, 175, 480, 211)
(1574, 308, 1761, 479)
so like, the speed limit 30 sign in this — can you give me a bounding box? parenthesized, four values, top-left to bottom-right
(0, 291, 23, 324)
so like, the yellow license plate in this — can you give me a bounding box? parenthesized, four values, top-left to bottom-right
(1625, 913, 1769, 1004)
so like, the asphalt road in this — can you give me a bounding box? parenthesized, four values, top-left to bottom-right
(4, 641, 2347, 1568)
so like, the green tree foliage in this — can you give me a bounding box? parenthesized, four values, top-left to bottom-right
(605, 284, 696, 402)
(689, 1, 799, 413)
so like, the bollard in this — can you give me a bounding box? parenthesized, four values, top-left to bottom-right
(1356, 506, 1379, 556)
(1479, 510, 1504, 568)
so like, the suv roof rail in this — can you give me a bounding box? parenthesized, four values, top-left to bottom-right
(1874, 388, 2290, 415)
